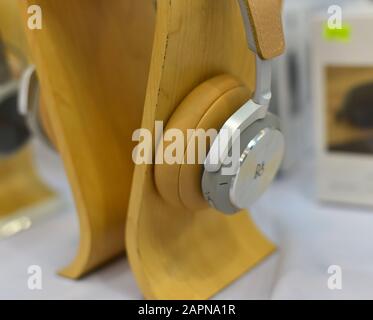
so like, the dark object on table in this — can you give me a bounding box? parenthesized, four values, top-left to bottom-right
(0, 91, 30, 156)
(337, 82, 373, 129)
(330, 137, 373, 155)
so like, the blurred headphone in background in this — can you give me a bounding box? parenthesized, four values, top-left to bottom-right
(18, 65, 54, 150)
(0, 38, 30, 157)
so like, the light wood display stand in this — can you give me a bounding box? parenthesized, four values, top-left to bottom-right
(21, 0, 275, 298)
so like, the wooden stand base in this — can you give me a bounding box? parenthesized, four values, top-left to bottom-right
(0, 147, 55, 221)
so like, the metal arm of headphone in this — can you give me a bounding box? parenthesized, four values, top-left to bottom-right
(253, 55, 272, 108)
(204, 0, 285, 173)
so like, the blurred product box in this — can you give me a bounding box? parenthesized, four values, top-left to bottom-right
(313, 2, 373, 206)
(271, 2, 311, 172)
(272, 0, 350, 173)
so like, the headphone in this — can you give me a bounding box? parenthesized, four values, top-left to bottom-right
(0, 79, 30, 156)
(0, 39, 30, 156)
(155, 0, 285, 214)
(18, 0, 285, 215)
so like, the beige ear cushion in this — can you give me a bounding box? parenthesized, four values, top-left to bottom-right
(179, 86, 251, 211)
(155, 74, 251, 210)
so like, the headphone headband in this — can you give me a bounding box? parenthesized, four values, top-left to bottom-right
(238, 0, 285, 60)
(237, 0, 285, 107)
(204, 0, 285, 173)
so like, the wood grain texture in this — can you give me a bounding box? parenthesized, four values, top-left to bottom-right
(0, 0, 29, 79)
(126, 0, 275, 300)
(20, 0, 156, 278)
(0, 0, 28, 57)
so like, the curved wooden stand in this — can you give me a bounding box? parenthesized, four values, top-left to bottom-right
(21, 0, 156, 278)
(126, 0, 275, 300)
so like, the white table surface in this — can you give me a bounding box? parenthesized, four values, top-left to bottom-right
(1, 143, 373, 300)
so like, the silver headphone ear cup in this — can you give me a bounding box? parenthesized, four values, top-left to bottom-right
(202, 170, 237, 214)
(202, 113, 284, 214)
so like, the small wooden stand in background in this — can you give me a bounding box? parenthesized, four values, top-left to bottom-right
(0, 0, 56, 237)
(0, 148, 55, 221)
(21, 0, 275, 299)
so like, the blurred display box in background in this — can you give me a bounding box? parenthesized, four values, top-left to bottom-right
(271, 0, 352, 173)
(313, 1, 373, 207)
